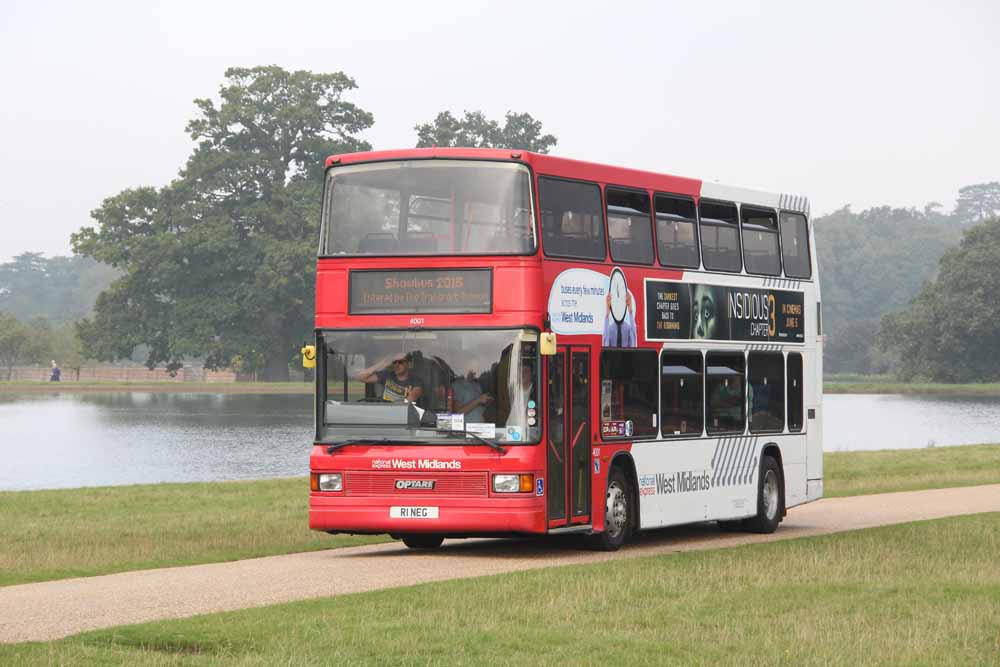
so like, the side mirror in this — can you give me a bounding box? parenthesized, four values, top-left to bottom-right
(301, 344, 316, 369)
(540, 332, 557, 356)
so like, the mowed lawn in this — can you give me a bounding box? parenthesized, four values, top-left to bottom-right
(1, 443, 998, 587)
(3, 514, 998, 665)
(0, 478, 383, 587)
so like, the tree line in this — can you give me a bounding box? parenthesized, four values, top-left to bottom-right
(3, 63, 999, 383)
(815, 183, 1000, 381)
(1, 65, 558, 380)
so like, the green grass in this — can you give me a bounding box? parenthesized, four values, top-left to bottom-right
(824, 372, 898, 384)
(0, 478, 384, 587)
(824, 443, 1000, 497)
(824, 381, 1000, 395)
(3, 444, 999, 588)
(3, 514, 998, 665)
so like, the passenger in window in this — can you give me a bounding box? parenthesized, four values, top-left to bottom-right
(691, 284, 729, 340)
(453, 370, 493, 422)
(561, 211, 585, 235)
(356, 352, 425, 403)
(710, 377, 743, 427)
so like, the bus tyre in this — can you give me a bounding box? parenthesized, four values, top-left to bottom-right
(745, 455, 783, 534)
(588, 466, 633, 551)
(401, 535, 445, 550)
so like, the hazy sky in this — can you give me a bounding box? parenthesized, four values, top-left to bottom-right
(1, 0, 997, 261)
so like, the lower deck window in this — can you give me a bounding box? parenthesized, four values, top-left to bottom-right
(600, 349, 658, 439)
(748, 352, 784, 432)
(660, 352, 703, 436)
(788, 353, 803, 432)
(706, 352, 745, 434)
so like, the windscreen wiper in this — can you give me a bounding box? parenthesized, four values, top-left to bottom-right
(435, 429, 506, 454)
(325, 438, 429, 454)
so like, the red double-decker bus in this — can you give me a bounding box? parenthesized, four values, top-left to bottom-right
(309, 147, 822, 550)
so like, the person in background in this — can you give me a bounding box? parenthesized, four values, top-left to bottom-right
(49, 360, 61, 382)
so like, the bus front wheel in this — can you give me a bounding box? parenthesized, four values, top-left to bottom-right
(588, 466, 633, 551)
(401, 535, 445, 550)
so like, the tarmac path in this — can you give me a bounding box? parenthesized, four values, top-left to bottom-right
(2, 484, 999, 644)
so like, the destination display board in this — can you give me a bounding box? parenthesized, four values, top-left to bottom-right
(349, 269, 492, 314)
(644, 279, 804, 343)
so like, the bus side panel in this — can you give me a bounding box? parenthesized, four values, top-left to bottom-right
(806, 342, 824, 500)
(631, 434, 809, 530)
(631, 438, 766, 529)
(779, 434, 808, 509)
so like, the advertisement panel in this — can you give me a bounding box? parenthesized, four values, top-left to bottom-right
(644, 279, 804, 343)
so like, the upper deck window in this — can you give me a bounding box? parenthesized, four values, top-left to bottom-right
(606, 188, 654, 265)
(538, 177, 606, 261)
(699, 200, 742, 272)
(741, 206, 781, 276)
(655, 194, 700, 269)
(780, 212, 811, 278)
(321, 160, 535, 256)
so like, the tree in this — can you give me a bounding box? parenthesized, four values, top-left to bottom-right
(0, 312, 30, 380)
(954, 182, 1000, 224)
(878, 217, 1000, 381)
(0, 253, 117, 324)
(415, 110, 557, 153)
(815, 204, 962, 374)
(51, 321, 89, 381)
(0, 313, 51, 380)
(73, 66, 374, 379)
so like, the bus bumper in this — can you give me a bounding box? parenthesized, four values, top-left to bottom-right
(309, 494, 547, 535)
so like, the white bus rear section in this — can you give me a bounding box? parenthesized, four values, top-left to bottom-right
(630, 434, 809, 530)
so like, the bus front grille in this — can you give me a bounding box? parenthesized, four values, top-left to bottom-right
(345, 471, 489, 497)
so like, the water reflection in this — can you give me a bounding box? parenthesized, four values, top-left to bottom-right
(823, 393, 1000, 451)
(0, 393, 312, 491)
(1, 392, 999, 491)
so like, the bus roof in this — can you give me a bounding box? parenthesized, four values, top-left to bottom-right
(325, 148, 810, 215)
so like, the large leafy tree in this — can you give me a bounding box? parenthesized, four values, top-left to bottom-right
(415, 110, 557, 153)
(954, 182, 1000, 224)
(73, 66, 374, 379)
(878, 217, 1000, 381)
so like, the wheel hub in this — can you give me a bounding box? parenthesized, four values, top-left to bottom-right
(606, 481, 628, 537)
(763, 469, 779, 520)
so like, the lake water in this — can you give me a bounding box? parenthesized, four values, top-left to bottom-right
(1, 391, 999, 491)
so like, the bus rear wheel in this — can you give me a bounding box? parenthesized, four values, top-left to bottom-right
(744, 455, 783, 534)
(587, 466, 633, 551)
(401, 535, 444, 550)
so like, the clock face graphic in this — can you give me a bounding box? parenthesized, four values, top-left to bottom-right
(609, 268, 628, 323)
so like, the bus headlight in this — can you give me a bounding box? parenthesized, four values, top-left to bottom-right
(315, 473, 343, 492)
(493, 474, 533, 493)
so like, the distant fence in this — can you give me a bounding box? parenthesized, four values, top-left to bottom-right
(5, 365, 239, 383)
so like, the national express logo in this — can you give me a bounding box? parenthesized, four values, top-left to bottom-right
(638, 471, 712, 497)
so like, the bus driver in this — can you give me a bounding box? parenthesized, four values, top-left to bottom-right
(357, 352, 425, 403)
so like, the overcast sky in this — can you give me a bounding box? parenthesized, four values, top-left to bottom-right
(1, 0, 997, 261)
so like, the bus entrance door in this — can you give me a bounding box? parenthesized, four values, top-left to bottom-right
(546, 346, 592, 528)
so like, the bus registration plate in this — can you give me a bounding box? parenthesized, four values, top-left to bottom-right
(390, 506, 439, 519)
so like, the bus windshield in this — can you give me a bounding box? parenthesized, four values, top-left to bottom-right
(320, 160, 535, 256)
(320, 329, 539, 444)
